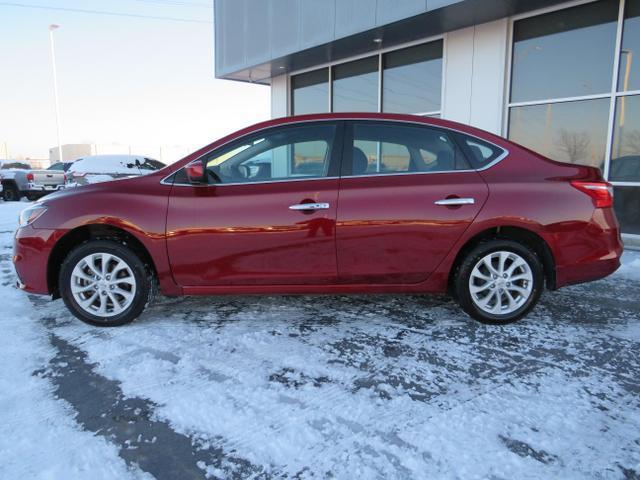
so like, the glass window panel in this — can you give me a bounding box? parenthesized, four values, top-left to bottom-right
(611, 94, 640, 182)
(613, 186, 640, 234)
(619, 0, 640, 92)
(291, 69, 329, 115)
(511, 0, 618, 103)
(457, 134, 504, 168)
(332, 57, 378, 112)
(382, 41, 443, 114)
(349, 123, 467, 176)
(508, 98, 610, 169)
(204, 125, 335, 183)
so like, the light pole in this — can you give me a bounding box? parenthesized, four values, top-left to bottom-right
(49, 24, 63, 162)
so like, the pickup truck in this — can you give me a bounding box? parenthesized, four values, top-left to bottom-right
(1, 166, 66, 201)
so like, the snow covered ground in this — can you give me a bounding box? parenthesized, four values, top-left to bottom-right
(0, 200, 639, 479)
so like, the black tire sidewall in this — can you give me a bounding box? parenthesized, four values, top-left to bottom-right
(4, 185, 19, 202)
(59, 240, 150, 326)
(455, 239, 544, 325)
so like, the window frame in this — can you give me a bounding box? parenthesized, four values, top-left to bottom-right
(168, 121, 345, 187)
(339, 120, 496, 178)
(504, 0, 640, 239)
(288, 36, 445, 118)
(505, 0, 640, 186)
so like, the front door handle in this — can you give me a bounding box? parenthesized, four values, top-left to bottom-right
(289, 202, 330, 211)
(434, 197, 475, 206)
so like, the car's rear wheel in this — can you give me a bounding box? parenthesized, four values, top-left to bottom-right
(3, 184, 20, 201)
(454, 239, 544, 324)
(59, 240, 153, 326)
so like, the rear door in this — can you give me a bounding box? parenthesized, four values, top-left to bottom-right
(336, 121, 489, 284)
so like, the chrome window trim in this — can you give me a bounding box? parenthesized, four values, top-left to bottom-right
(160, 117, 509, 187)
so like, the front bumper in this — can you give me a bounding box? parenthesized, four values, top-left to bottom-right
(13, 226, 62, 295)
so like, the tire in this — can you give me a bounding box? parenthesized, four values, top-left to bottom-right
(59, 240, 154, 326)
(3, 184, 20, 202)
(454, 239, 544, 325)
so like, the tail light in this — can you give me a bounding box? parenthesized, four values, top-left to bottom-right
(570, 181, 614, 208)
(63, 173, 67, 182)
(26, 172, 34, 182)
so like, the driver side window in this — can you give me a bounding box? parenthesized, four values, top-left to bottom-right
(205, 124, 336, 184)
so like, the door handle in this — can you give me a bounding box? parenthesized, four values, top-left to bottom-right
(434, 197, 475, 206)
(289, 202, 330, 211)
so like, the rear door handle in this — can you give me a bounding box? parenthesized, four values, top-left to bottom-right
(434, 197, 475, 206)
(289, 202, 330, 211)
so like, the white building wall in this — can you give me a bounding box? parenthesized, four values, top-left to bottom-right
(443, 19, 509, 135)
(271, 74, 289, 118)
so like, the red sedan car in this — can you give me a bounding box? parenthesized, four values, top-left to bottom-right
(14, 113, 622, 326)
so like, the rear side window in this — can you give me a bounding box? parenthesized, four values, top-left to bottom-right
(346, 122, 470, 177)
(456, 134, 505, 168)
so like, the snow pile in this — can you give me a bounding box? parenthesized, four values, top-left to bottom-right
(0, 207, 148, 479)
(68, 155, 161, 174)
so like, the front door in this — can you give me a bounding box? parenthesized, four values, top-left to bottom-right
(336, 121, 489, 284)
(166, 122, 342, 287)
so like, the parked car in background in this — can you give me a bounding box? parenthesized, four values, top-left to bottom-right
(13, 113, 622, 327)
(48, 162, 72, 172)
(64, 155, 165, 187)
(1, 163, 66, 201)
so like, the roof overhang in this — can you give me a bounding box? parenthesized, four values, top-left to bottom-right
(216, 0, 569, 84)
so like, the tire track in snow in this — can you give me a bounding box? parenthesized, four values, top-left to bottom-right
(34, 330, 271, 480)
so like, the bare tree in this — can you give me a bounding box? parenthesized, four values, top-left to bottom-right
(556, 129, 591, 164)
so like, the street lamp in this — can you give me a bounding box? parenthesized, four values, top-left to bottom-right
(49, 24, 63, 162)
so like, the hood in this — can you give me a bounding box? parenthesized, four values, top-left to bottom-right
(37, 173, 156, 205)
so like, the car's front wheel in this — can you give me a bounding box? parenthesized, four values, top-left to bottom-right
(454, 239, 544, 324)
(59, 240, 154, 326)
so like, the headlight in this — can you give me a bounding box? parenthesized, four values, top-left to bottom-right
(19, 205, 48, 227)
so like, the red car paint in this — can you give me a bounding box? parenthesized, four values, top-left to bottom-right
(13, 113, 622, 299)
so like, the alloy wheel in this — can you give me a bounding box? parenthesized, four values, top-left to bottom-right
(70, 253, 137, 318)
(468, 250, 533, 315)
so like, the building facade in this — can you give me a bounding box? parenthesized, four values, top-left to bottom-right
(214, 0, 640, 238)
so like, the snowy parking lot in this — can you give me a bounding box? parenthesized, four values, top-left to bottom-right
(0, 200, 639, 479)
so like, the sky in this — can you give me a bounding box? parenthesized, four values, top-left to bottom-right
(0, 0, 270, 162)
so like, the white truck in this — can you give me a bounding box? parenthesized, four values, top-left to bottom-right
(1, 164, 66, 201)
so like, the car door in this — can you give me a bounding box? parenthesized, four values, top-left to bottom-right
(336, 121, 490, 284)
(166, 122, 343, 287)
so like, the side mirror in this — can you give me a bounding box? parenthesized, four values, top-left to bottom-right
(184, 162, 205, 184)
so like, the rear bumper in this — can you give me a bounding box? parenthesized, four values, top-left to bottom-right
(13, 226, 60, 295)
(554, 209, 623, 288)
(24, 183, 66, 197)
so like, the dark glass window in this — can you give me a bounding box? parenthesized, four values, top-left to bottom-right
(382, 41, 443, 114)
(509, 98, 610, 169)
(611, 94, 640, 182)
(511, 0, 618, 102)
(456, 134, 505, 168)
(619, 0, 640, 92)
(332, 57, 378, 112)
(291, 69, 329, 115)
(347, 122, 469, 176)
(198, 124, 336, 184)
(613, 186, 640, 234)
